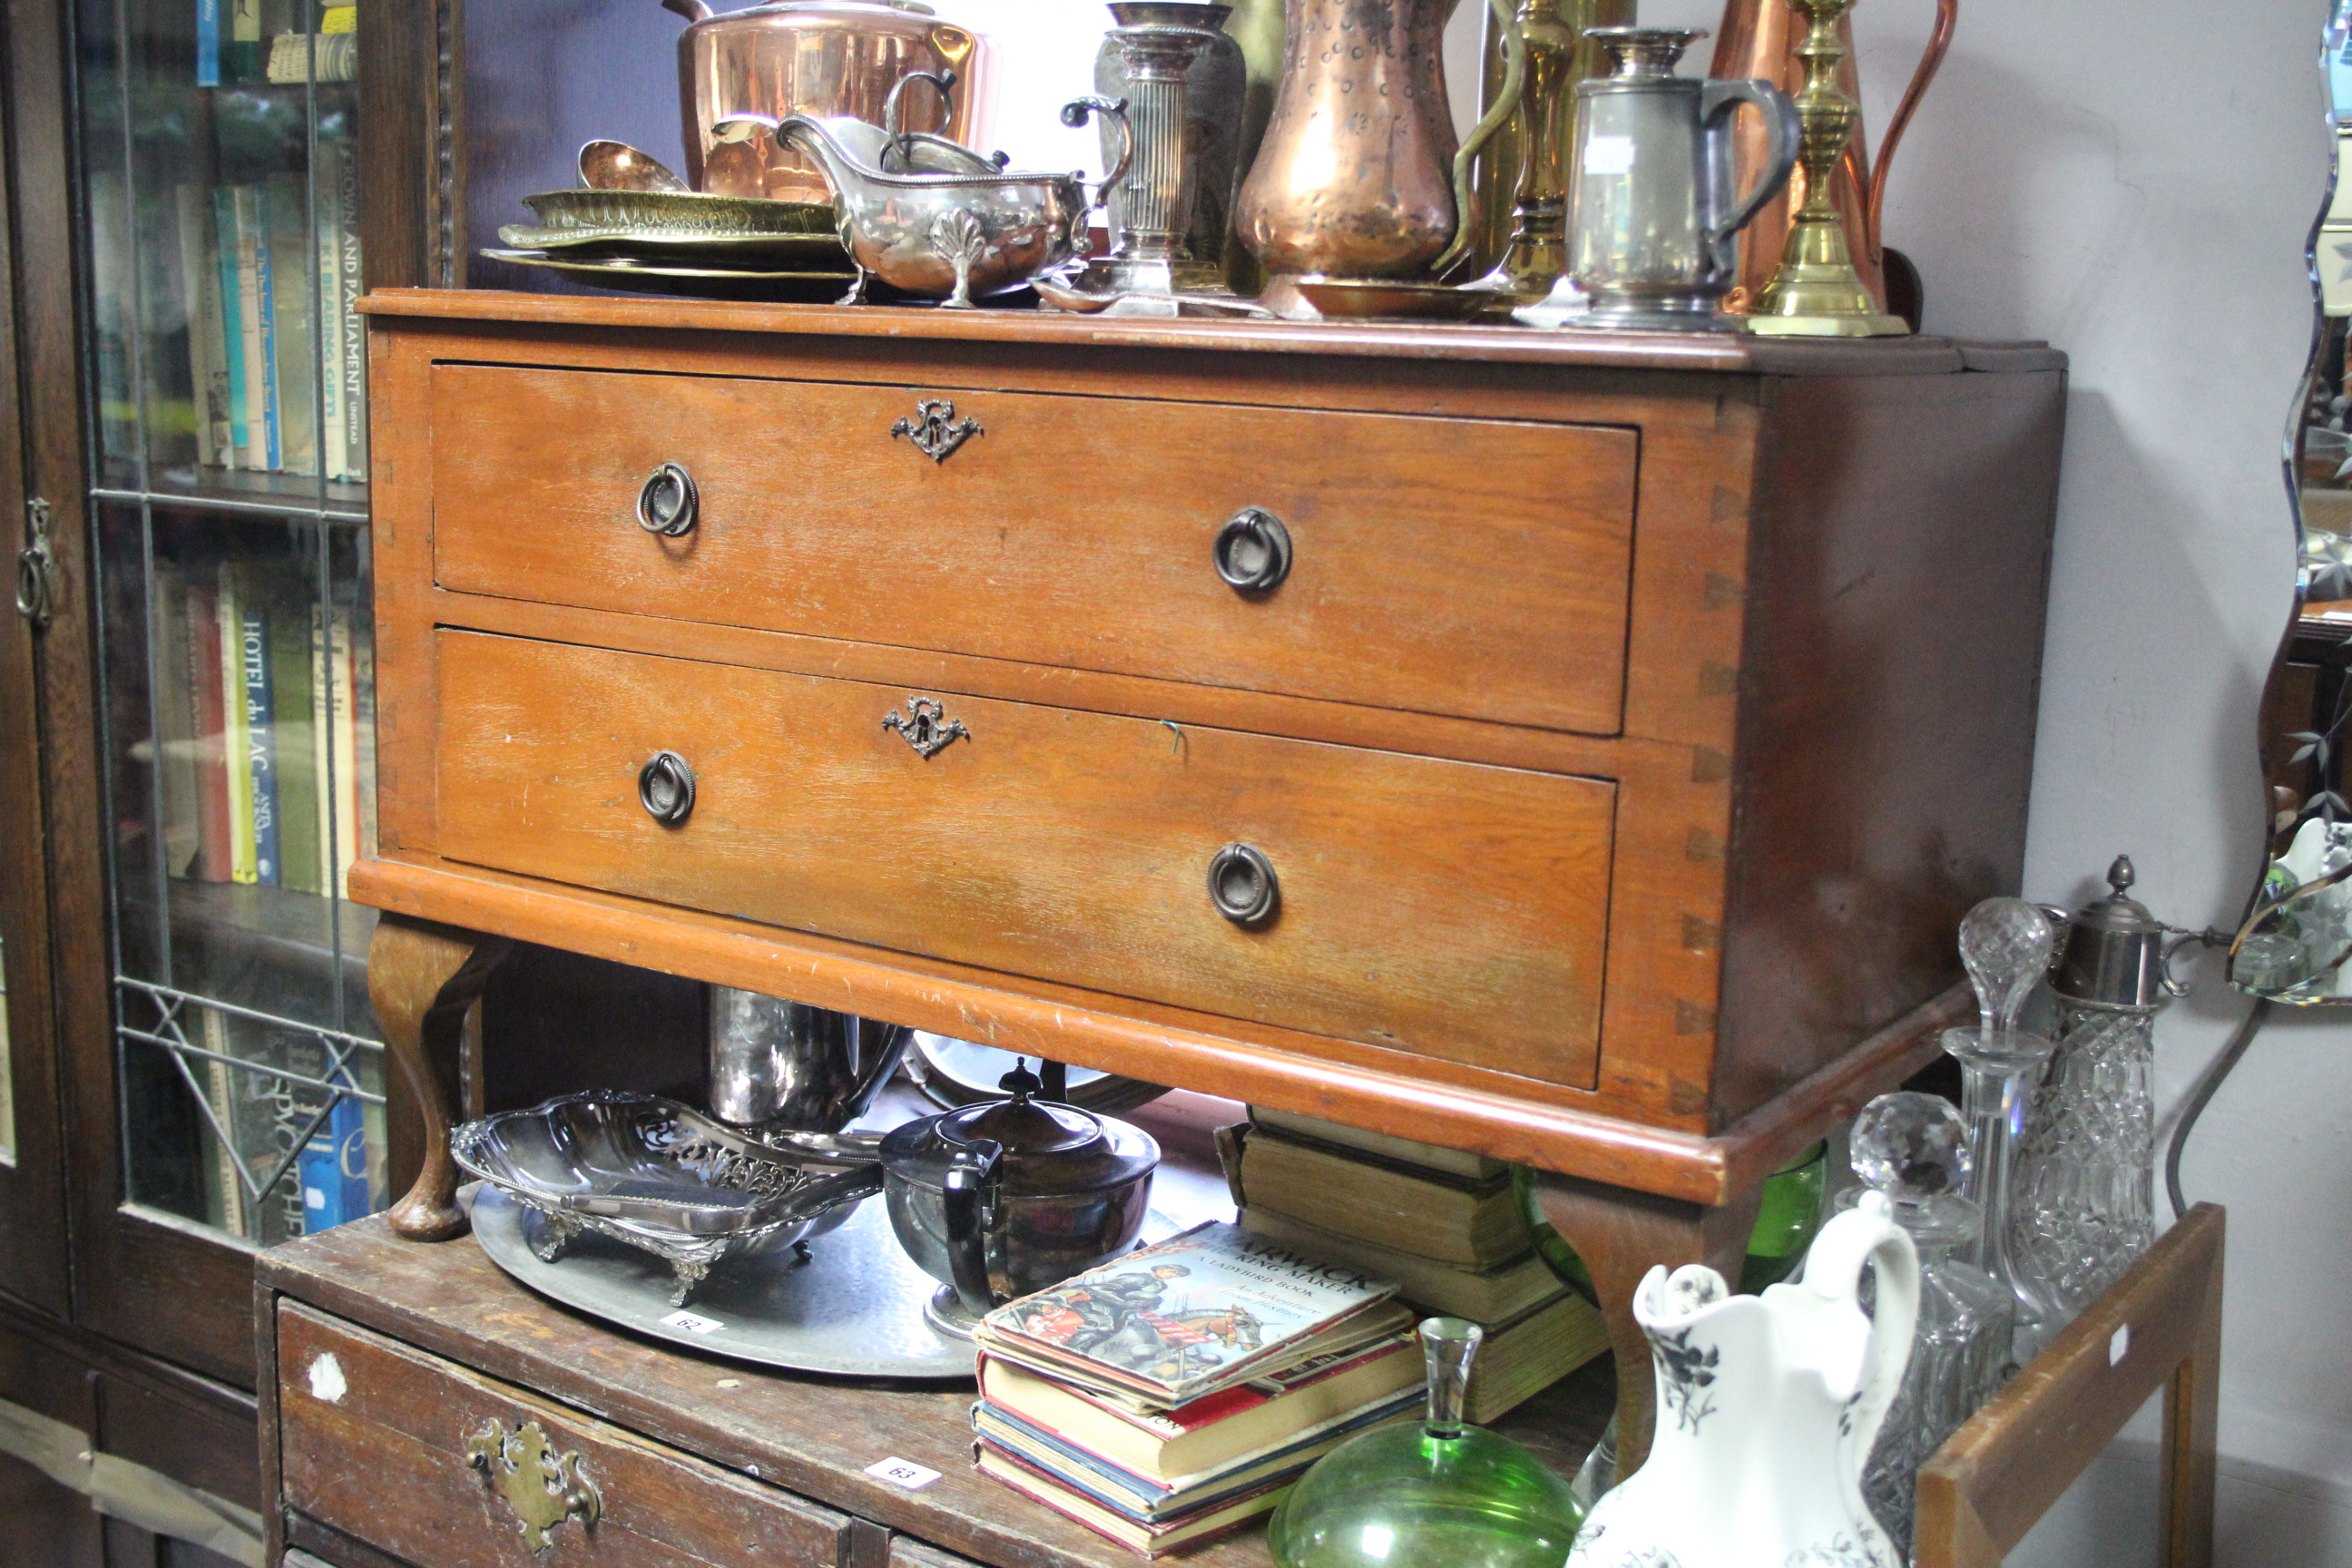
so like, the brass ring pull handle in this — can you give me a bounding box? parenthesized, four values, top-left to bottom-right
(1207, 843, 1279, 927)
(1212, 508, 1291, 595)
(636, 462, 699, 536)
(465, 1418, 602, 1552)
(638, 750, 697, 825)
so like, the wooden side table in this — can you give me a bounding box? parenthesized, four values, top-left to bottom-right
(1917, 1203, 2224, 1568)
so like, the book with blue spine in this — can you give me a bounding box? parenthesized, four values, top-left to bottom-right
(210, 191, 247, 464)
(195, 0, 220, 83)
(250, 181, 280, 470)
(297, 1093, 370, 1232)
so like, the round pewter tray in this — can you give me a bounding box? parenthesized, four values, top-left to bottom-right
(472, 1183, 977, 1381)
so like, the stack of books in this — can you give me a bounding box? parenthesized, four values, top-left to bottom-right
(1220, 1107, 1610, 1424)
(972, 1220, 1423, 1557)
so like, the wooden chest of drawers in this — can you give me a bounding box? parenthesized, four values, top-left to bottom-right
(348, 294, 2061, 1468)
(355, 293, 2061, 1162)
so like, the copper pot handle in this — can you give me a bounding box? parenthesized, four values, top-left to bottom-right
(1863, 0, 1956, 267)
(1060, 97, 1133, 210)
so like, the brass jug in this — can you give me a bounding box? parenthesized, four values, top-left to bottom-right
(1707, 0, 1954, 313)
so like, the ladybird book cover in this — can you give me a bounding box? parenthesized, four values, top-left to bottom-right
(977, 1220, 1402, 1404)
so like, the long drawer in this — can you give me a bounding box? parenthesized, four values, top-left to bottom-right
(277, 1301, 856, 1568)
(434, 631, 1616, 1086)
(426, 364, 1640, 735)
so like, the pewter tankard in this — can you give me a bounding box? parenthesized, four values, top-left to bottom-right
(706, 987, 912, 1131)
(1563, 27, 1798, 329)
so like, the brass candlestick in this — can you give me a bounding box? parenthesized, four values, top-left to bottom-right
(1743, 0, 1906, 337)
(1462, 0, 1579, 302)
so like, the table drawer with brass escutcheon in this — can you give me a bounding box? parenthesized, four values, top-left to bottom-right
(276, 1300, 859, 1567)
(432, 629, 1618, 1088)
(425, 363, 1642, 735)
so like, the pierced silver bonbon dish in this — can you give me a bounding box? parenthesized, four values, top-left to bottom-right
(449, 1089, 883, 1306)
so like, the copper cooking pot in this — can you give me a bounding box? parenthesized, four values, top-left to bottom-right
(665, 0, 997, 201)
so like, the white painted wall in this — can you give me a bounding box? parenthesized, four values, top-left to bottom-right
(1649, 2, 2342, 1559)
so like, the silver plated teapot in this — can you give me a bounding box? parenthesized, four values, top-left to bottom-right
(879, 1061, 1159, 1338)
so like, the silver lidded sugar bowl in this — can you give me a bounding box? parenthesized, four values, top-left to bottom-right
(880, 1060, 1159, 1338)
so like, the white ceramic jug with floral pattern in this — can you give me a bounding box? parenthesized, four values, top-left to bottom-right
(1568, 1191, 1920, 1568)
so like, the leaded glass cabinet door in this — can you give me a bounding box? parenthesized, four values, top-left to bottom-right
(0, 86, 72, 1320)
(62, 0, 384, 1373)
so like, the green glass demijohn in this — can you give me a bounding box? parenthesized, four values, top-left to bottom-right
(1268, 1318, 1585, 1568)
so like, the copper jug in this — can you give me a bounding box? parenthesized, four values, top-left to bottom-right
(1707, 0, 1953, 313)
(1233, 0, 1458, 285)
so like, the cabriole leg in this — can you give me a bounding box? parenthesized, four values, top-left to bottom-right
(1532, 1171, 1764, 1480)
(370, 914, 514, 1240)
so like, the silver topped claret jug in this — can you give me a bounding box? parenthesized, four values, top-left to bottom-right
(2009, 858, 2194, 1338)
(1530, 27, 1798, 331)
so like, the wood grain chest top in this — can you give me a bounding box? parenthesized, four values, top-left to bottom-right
(351, 291, 2064, 1201)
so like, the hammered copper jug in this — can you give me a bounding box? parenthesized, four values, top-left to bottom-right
(1234, 0, 1458, 285)
(1707, 0, 1954, 313)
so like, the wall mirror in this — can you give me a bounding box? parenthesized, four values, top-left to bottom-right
(2239, 0, 2352, 1002)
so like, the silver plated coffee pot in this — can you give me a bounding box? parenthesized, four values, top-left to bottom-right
(1527, 26, 1798, 330)
(705, 986, 912, 1132)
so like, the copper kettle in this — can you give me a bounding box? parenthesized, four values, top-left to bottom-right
(1708, 0, 1954, 314)
(665, 0, 997, 201)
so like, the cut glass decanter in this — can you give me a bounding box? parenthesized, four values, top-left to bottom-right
(1942, 897, 2059, 1338)
(1845, 1093, 2014, 1559)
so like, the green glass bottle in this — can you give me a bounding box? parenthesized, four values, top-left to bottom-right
(1269, 1318, 1585, 1568)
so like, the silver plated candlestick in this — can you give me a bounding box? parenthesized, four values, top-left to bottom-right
(1057, 7, 1231, 314)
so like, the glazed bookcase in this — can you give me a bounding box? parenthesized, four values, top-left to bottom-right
(75, 0, 389, 1258)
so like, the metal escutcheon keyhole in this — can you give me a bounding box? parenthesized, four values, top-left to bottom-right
(1207, 843, 1279, 927)
(638, 750, 697, 825)
(636, 462, 699, 536)
(1212, 508, 1291, 595)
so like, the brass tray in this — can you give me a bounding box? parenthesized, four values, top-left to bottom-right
(495, 224, 849, 263)
(520, 187, 837, 236)
(479, 248, 857, 302)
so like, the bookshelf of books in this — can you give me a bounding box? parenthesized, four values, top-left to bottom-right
(76, 0, 384, 1247)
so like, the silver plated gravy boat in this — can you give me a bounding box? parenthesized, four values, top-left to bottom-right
(717, 71, 1132, 308)
(451, 1089, 883, 1305)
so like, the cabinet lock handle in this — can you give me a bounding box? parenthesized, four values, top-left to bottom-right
(636, 461, 699, 536)
(465, 1417, 602, 1552)
(639, 750, 697, 825)
(1212, 508, 1291, 595)
(1207, 843, 1280, 926)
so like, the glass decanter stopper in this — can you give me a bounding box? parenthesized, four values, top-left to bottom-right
(2009, 858, 2171, 1345)
(1942, 897, 2057, 1338)
(1269, 1318, 1584, 1568)
(1843, 1093, 2015, 1559)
